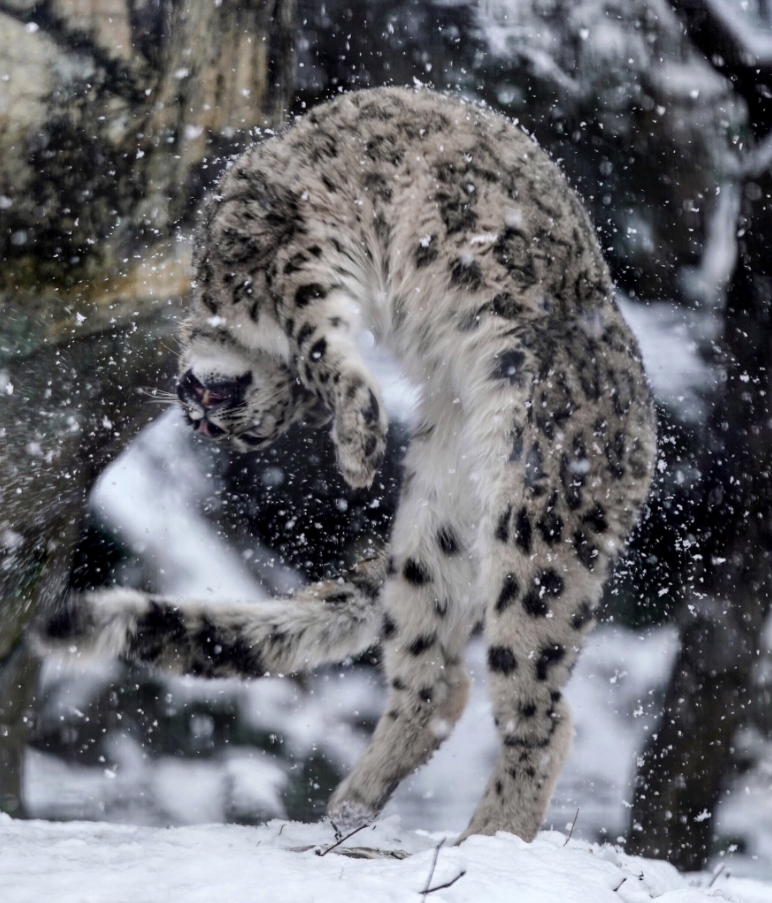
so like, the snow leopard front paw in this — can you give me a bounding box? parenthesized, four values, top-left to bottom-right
(332, 379, 387, 488)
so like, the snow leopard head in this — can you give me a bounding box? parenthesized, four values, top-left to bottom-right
(176, 326, 326, 453)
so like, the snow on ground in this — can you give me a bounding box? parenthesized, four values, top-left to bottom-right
(2, 813, 770, 903)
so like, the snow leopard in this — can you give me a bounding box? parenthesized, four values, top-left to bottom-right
(44, 87, 656, 842)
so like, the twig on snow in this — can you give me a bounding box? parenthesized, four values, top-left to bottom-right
(425, 871, 467, 895)
(613, 877, 627, 892)
(708, 864, 727, 887)
(420, 839, 445, 901)
(315, 823, 368, 857)
(563, 809, 580, 846)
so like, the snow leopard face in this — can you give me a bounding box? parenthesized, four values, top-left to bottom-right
(176, 328, 324, 453)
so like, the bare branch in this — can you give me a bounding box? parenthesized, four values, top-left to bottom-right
(669, 0, 772, 132)
(425, 870, 467, 895)
(315, 823, 369, 857)
(703, 0, 772, 65)
(563, 808, 580, 846)
(670, 0, 772, 71)
(420, 839, 445, 902)
(744, 128, 772, 177)
(708, 864, 727, 887)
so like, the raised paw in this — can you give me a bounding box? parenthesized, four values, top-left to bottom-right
(332, 379, 387, 488)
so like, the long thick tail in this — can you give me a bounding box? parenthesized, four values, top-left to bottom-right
(37, 556, 387, 678)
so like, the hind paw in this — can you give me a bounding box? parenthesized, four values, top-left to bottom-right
(326, 776, 382, 835)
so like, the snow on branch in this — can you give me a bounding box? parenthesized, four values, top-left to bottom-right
(671, 0, 772, 72)
(703, 0, 772, 66)
(744, 127, 772, 177)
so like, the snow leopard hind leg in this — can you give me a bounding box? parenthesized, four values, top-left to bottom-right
(455, 314, 656, 842)
(326, 398, 481, 830)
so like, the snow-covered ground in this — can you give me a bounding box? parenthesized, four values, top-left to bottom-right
(2, 813, 770, 903)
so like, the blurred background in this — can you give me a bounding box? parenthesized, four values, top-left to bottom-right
(1, 0, 772, 879)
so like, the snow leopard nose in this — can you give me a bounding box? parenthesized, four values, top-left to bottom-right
(176, 370, 226, 409)
(177, 370, 252, 409)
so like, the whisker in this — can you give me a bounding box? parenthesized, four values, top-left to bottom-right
(160, 339, 182, 356)
(139, 387, 178, 399)
(223, 402, 252, 416)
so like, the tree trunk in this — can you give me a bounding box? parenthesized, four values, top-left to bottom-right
(0, 0, 296, 816)
(629, 2, 772, 866)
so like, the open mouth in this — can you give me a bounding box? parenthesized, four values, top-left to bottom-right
(187, 419, 267, 449)
(177, 370, 268, 450)
(195, 419, 227, 438)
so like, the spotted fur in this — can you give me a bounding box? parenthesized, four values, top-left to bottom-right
(41, 556, 386, 676)
(45, 88, 656, 844)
